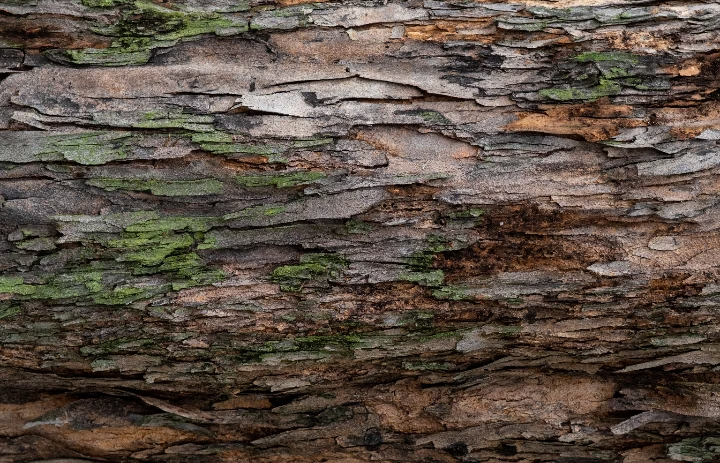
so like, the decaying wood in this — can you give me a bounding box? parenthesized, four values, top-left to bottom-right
(2, 0, 720, 461)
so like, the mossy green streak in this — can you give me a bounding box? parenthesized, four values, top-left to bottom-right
(0, 277, 36, 296)
(54, 1, 248, 66)
(87, 178, 224, 196)
(539, 78, 621, 101)
(235, 171, 326, 188)
(272, 253, 349, 292)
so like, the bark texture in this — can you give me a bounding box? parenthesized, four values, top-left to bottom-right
(2, 0, 720, 461)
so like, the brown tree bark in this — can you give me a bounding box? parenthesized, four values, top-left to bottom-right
(2, 1, 720, 461)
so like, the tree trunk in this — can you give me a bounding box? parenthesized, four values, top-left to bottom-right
(2, 1, 720, 461)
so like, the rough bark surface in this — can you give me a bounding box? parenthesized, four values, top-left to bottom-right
(2, 0, 720, 461)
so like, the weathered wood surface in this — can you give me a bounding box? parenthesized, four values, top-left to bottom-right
(2, 0, 720, 461)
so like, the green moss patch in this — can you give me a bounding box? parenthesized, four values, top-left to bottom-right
(87, 178, 224, 196)
(109, 232, 194, 266)
(52, 2, 248, 66)
(0, 277, 36, 296)
(222, 205, 287, 221)
(134, 111, 214, 132)
(399, 270, 445, 287)
(539, 78, 621, 101)
(574, 51, 640, 64)
(432, 286, 472, 301)
(235, 171, 326, 188)
(48, 132, 131, 165)
(124, 216, 219, 233)
(272, 253, 349, 292)
(667, 437, 720, 462)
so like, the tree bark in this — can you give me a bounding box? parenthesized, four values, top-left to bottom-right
(2, 1, 720, 461)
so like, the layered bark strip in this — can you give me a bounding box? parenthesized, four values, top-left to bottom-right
(3, 0, 720, 461)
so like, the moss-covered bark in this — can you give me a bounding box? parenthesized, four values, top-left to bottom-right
(3, 1, 720, 461)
